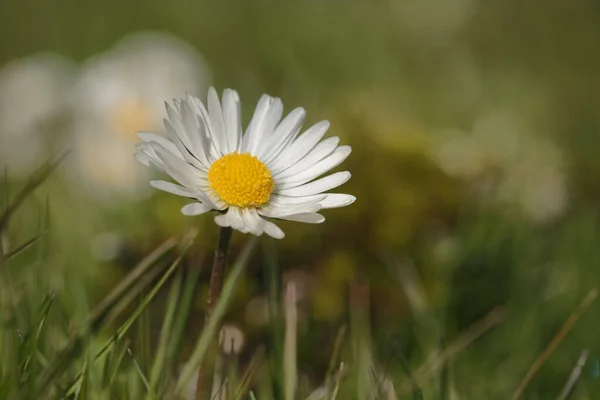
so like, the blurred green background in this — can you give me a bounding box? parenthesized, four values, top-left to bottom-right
(2, 0, 600, 398)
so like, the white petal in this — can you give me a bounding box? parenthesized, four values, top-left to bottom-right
(134, 151, 153, 167)
(214, 207, 246, 231)
(266, 193, 355, 210)
(242, 95, 283, 155)
(182, 202, 212, 216)
(276, 171, 351, 197)
(275, 136, 340, 179)
(269, 121, 330, 174)
(241, 95, 270, 153)
(150, 142, 203, 188)
(260, 107, 305, 163)
(275, 146, 351, 189)
(222, 89, 242, 153)
(135, 143, 167, 171)
(277, 213, 325, 224)
(186, 93, 219, 162)
(268, 194, 327, 205)
(259, 202, 321, 218)
(179, 100, 212, 168)
(163, 119, 206, 171)
(150, 180, 194, 197)
(165, 102, 196, 155)
(318, 193, 356, 209)
(240, 208, 264, 236)
(137, 132, 181, 157)
(203, 188, 228, 211)
(263, 219, 285, 239)
(217, 207, 285, 239)
(208, 87, 228, 154)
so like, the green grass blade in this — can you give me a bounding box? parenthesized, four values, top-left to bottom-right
(74, 360, 89, 400)
(324, 325, 346, 396)
(233, 348, 264, 400)
(107, 339, 131, 388)
(169, 262, 203, 361)
(4, 232, 46, 261)
(284, 283, 298, 400)
(95, 240, 193, 360)
(90, 237, 178, 331)
(51, 244, 192, 399)
(0, 150, 69, 233)
(128, 348, 156, 400)
(36, 236, 181, 390)
(148, 268, 184, 394)
(174, 236, 258, 395)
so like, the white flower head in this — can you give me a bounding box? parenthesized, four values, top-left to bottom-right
(135, 87, 355, 239)
(70, 32, 211, 200)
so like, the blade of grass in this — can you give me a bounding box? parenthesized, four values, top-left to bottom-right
(21, 294, 55, 386)
(210, 354, 225, 400)
(174, 236, 258, 396)
(233, 348, 265, 400)
(330, 363, 346, 400)
(137, 289, 152, 382)
(37, 235, 182, 390)
(511, 289, 598, 400)
(264, 238, 284, 396)
(148, 269, 184, 395)
(128, 347, 156, 399)
(101, 344, 113, 388)
(557, 349, 590, 400)
(284, 283, 298, 400)
(396, 306, 506, 394)
(95, 240, 193, 360)
(106, 339, 131, 388)
(196, 226, 233, 400)
(0, 223, 18, 388)
(0, 150, 69, 233)
(74, 360, 89, 400)
(54, 245, 192, 399)
(349, 282, 372, 400)
(389, 341, 421, 399)
(324, 325, 346, 396)
(90, 237, 178, 331)
(4, 232, 46, 261)
(170, 261, 203, 361)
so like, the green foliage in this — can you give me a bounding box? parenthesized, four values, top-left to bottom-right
(2, 0, 600, 398)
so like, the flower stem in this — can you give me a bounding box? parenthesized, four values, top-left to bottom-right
(195, 226, 233, 400)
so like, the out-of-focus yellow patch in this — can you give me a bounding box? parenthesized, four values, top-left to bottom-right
(112, 98, 154, 136)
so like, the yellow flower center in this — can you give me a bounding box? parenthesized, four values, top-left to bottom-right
(208, 152, 274, 208)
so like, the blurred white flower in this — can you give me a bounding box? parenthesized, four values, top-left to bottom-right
(69, 32, 211, 200)
(0, 54, 73, 177)
(218, 324, 245, 355)
(430, 110, 568, 222)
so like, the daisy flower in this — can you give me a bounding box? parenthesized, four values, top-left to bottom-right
(135, 88, 355, 239)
